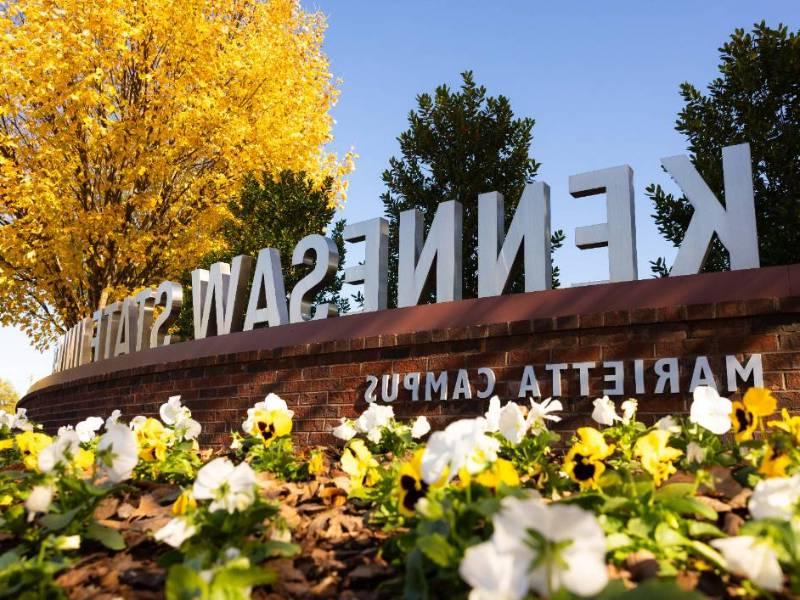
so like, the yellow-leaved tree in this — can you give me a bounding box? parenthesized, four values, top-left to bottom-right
(0, 0, 352, 349)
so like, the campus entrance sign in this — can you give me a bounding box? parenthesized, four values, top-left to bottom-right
(23, 142, 797, 446)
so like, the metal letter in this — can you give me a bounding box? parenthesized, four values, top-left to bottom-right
(573, 362, 596, 396)
(690, 356, 716, 391)
(364, 375, 379, 403)
(398, 201, 463, 307)
(452, 369, 472, 400)
(478, 183, 551, 297)
(244, 248, 288, 330)
(289, 235, 340, 323)
(726, 354, 763, 392)
(76, 318, 93, 366)
(193, 256, 254, 339)
(134, 289, 156, 352)
(570, 165, 638, 284)
(343, 218, 389, 312)
(151, 281, 183, 348)
(425, 371, 448, 401)
(662, 144, 759, 275)
(102, 302, 122, 360)
(113, 297, 138, 357)
(634, 359, 645, 395)
(545, 363, 568, 397)
(654, 358, 679, 394)
(518, 365, 541, 398)
(381, 374, 400, 402)
(603, 361, 624, 395)
(404, 372, 422, 401)
(476, 367, 496, 399)
(90, 309, 106, 363)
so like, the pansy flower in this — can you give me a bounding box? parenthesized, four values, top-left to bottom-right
(397, 449, 431, 516)
(633, 430, 682, 486)
(135, 417, 168, 462)
(759, 443, 791, 479)
(340, 439, 380, 489)
(732, 387, 777, 441)
(250, 407, 293, 446)
(563, 427, 615, 489)
(14, 431, 52, 471)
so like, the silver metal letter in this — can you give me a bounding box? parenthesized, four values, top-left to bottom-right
(90, 309, 105, 363)
(113, 297, 138, 357)
(343, 218, 389, 313)
(690, 356, 716, 391)
(398, 201, 463, 307)
(726, 354, 763, 392)
(151, 281, 183, 347)
(570, 165, 638, 284)
(193, 256, 254, 339)
(102, 302, 122, 360)
(289, 235, 340, 323)
(134, 289, 156, 352)
(478, 183, 551, 297)
(662, 143, 759, 275)
(244, 248, 289, 330)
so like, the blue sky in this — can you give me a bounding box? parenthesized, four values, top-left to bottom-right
(1, 1, 798, 396)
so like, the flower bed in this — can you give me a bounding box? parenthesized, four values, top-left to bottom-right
(1, 386, 799, 599)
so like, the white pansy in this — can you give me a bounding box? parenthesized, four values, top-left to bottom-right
(331, 418, 357, 441)
(154, 517, 197, 548)
(591, 396, 621, 426)
(689, 386, 732, 435)
(355, 403, 394, 435)
(96, 423, 139, 482)
(410, 416, 431, 439)
(655, 415, 681, 433)
(56, 425, 74, 437)
(75, 416, 104, 443)
(242, 393, 294, 433)
(0, 409, 12, 429)
(54, 535, 81, 551)
(130, 415, 147, 431)
(460, 540, 530, 600)
(711, 536, 783, 592)
(460, 492, 608, 599)
(25, 485, 54, 521)
(749, 475, 800, 521)
(498, 402, 528, 445)
(105, 409, 122, 428)
(484, 396, 502, 432)
(686, 441, 706, 465)
(620, 399, 638, 424)
(366, 427, 383, 445)
(526, 397, 562, 432)
(12, 408, 32, 432)
(422, 417, 500, 484)
(39, 429, 81, 473)
(193, 457, 256, 513)
(159, 395, 185, 425)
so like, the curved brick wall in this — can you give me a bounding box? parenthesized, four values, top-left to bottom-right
(19, 264, 800, 446)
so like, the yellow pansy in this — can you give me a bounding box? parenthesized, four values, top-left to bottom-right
(136, 418, 168, 462)
(172, 490, 197, 516)
(473, 459, 521, 490)
(14, 431, 52, 471)
(731, 388, 777, 441)
(768, 409, 800, 444)
(0, 438, 13, 451)
(307, 450, 325, 477)
(397, 449, 430, 517)
(74, 448, 95, 474)
(340, 439, 380, 489)
(634, 430, 683, 486)
(249, 407, 293, 447)
(563, 427, 615, 490)
(759, 445, 791, 479)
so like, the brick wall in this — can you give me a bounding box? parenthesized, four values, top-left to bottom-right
(19, 265, 800, 447)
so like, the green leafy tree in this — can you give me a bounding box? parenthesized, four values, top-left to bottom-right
(175, 172, 349, 338)
(0, 378, 18, 413)
(381, 71, 563, 306)
(649, 22, 800, 276)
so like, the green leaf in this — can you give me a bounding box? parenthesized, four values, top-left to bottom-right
(626, 517, 652, 539)
(658, 495, 717, 521)
(655, 482, 695, 498)
(39, 507, 80, 531)
(416, 533, 457, 567)
(606, 532, 633, 551)
(403, 549, 429, 600)
(687, 520, 725, 538)
(209, 567, 275, 600)
(85, 522, 126, 551)
(166, 564, 208, 600)
(655, 522, 688, 547)
(688, 540, 727, 570)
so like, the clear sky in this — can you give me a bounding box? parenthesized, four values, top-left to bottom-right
(1, 1, 798, 396)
